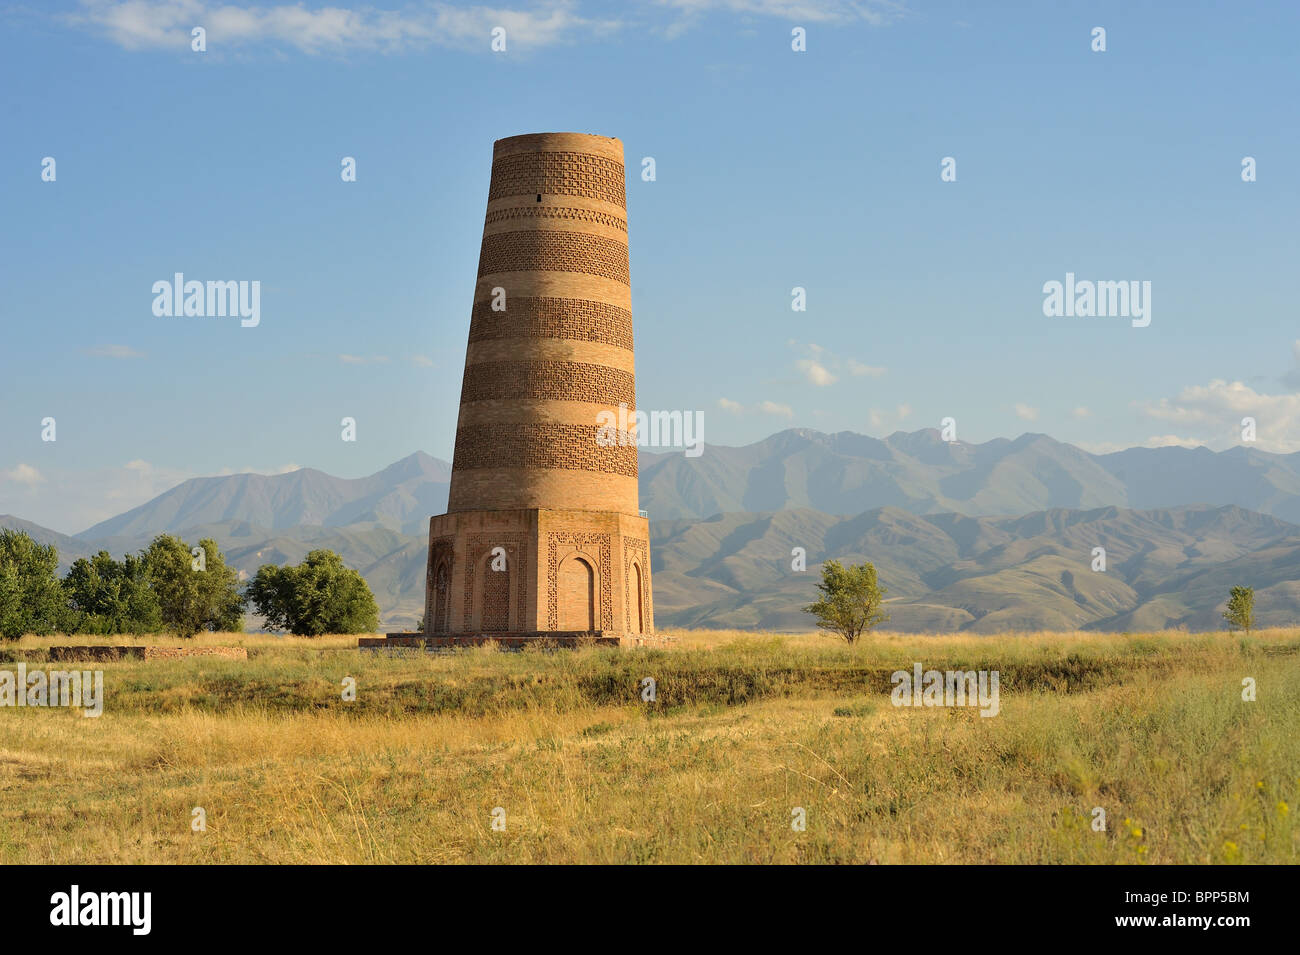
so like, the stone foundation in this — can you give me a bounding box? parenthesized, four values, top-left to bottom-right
(424, 507, 653, 638)
(360, 630, 668, 651)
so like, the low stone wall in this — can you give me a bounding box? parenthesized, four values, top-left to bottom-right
(45, 646, 248, 662)
(359, 631, 664, 651)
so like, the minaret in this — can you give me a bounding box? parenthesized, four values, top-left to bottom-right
(424, 132, 653, 642)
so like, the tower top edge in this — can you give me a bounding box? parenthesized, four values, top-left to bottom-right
(493, 132, 624, 162)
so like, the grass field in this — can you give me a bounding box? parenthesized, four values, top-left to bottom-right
(1, 628, 1297, 864)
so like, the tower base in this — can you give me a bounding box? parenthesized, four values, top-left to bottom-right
(422, 508, 654, 641)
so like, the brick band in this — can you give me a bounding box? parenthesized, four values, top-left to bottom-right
(478, 230, 629, 285)
(488, 151, 626, 206)
(460, 360, 636, 406)
(454, 424, 638, 477)
(484, 205, 627, 233)
(468, 297, 633, 350)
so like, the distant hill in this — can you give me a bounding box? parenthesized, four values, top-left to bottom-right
(649, 503, 1300, 633)
(639, 429, 1300, 523)
(79, 452, 452, 539)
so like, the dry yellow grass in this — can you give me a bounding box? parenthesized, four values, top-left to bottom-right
(1, 628, 1296, 863)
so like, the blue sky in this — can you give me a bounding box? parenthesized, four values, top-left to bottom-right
(2, 0, 1298, 533)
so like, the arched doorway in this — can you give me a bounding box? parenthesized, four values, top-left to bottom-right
(558, 555, 595, 631)
(632, 562, 645, 634)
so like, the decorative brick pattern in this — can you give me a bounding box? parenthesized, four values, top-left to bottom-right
(546, 533, 613, 631)
(484, 205, 627, 233)
(623, 537, 651, 634)
(454, 424, 638, 477)
(482, 560, 510, 631)
(468, 298, 633, 350)
(462, 534, 528, 631)
(460, 359, 636, 406)
(488, 151, 626, 206)
(477, 231, 629, 285)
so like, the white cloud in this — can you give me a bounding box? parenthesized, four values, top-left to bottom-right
(1071, 406, 1090, 419)
(717, 397, 792, 417)
(868, 403, 912, 430)
(1138, 378, 1300, 452)
(795, 358, 837, 387)
(1079, 434, 1215, 454)
(847, 359, 886, 377)
(84, 344, 145, 359)
(0, 459, 196, 532)
(410, 354, 435, 367)
(66, 0, 901, 55)
(659, 0, 906, 30)
(1283, 340, 1300, 388)
(1072, 436, 1207, 455)
(1013, 402, 1038, 422)
(1069, 439, 1123, 455)
(0, 458, 309, 533)
(2, 464, 45, 487)
(1140, 434, 1207, 449)
(789, 341, 884, 385)
(67, 0, 622, 54)
(215, 462, 301, 476)
(339, 354, 389, 364)
(100, 459, 200, 506)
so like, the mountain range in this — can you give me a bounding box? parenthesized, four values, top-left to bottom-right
(640, 429, 1300, 523)
(3, 428, 1297, 632)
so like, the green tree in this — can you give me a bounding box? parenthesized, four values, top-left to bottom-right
(63, 550, 162, 635)
(1223, 585, 1255, 635)
(247, 550, 379, 636)
(0, 530, 66, 640)
(803, 559, 890, 644)
(145, 535, 243, 637)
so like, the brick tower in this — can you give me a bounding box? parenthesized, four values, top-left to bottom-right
(423, 132, 653, 644)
